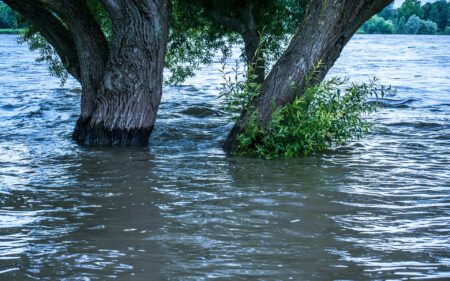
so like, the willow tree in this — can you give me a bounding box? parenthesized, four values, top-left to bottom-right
(223, 0, 393, 152)
(4, 0, 170, 146)
(5, 0, 392, 150)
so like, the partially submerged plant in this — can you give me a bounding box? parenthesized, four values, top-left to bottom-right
(218, 59, 261, 118)
(235, 77, 394, 159)
(219, 32, 266, 118)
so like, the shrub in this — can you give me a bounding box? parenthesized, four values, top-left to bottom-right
(418, 19, 438, 34)
(218, 60, 259, 117)
(405, 15, 421, 34)
(362, 15, 395, 34)
(0, 2, 16, 29)
(236, 78, 393, 159)
(444, 26, 450, 35)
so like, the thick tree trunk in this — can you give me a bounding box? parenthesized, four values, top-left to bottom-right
(6, 0, 169, 146)
(224, 0, 393, 152)
(73, 1, 170, 146)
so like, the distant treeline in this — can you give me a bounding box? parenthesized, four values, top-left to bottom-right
(359, 0, 450, 35)
(0, 1, 16, 29)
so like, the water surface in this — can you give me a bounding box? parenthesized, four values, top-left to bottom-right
(0, 34, 449, 280)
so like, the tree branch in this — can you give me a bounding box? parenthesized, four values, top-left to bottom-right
(41, 0, 109, 68)
(203, 7, 245, 34)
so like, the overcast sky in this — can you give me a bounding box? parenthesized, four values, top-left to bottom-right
(394, 0, 438, 8)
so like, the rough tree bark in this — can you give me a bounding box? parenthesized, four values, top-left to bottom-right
(223, 0, 393, 152)
(74, 1, 170, 145)
(5, 0, 170, 146)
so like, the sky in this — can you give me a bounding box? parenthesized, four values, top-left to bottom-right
(394, 0, 438, 8)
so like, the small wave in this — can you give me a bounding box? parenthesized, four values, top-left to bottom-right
(180, 106, 223, 118)
(386, 121, 445, 129)
(369, 98, 417, 108)
(0, 104, 17, 111)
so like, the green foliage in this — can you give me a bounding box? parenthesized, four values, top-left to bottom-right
(18, 29, 68, 86)
(379, 3, 395, 21)
(0, 2, 16, 29)
(405, 14, 421, 34)
(236, 78, 393, 159)
(0, 28, 23, 34)
(219, 60, 255, 116)
(167, 0, 304, 84)
(399, 15, 438, 35)
(398, 0, 424, 19)
(218, 58, 263, 118)
(424, 0, 449, 32)
(361, 0, 450, 34)
(166, 0, 236, 85)
(219, 33, 266, 116)
(13, 0, 110, 86)
(87, 0, 112, 40)
(419, 19, 438, 34)
(362, 15, 395, 34)
(445, 26, 450, 35)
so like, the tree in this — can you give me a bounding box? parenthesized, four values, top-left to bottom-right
(4, 0, 170, 146)
(419, 19, 438, 34)
(405, 14, 421, 34)
(223, 0, 392, 152)
(379, 3, 396, 21)
(427, 0, 449, 32)
(422, 2, 433, 20)
(362, 15, 395, 34)
(397, 0, 424, 19)
(0, 1, 16, 28)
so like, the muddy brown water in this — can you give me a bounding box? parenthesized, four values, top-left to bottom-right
(0, 34, 449, 280)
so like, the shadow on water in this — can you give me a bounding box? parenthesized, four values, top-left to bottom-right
(0, 34, 450, 280)
(1, 149, 168, 280)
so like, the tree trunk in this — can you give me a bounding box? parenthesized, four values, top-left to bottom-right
(224, 0, 392, 152)
(242, 27, 265, 85)
(6, 0, 170, 146)
(73, 1, 170, 146)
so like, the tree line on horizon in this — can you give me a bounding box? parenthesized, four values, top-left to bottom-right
(359, 0, 450, 34)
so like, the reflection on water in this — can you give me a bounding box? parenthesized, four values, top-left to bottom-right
(0, 34, 449, 280)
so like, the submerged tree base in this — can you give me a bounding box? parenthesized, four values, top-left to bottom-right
(73, 117, 152, 146)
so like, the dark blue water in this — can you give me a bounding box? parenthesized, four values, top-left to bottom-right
(0, 34, 449, 280)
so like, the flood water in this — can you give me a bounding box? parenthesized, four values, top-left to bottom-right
(0, 34, 449, 280)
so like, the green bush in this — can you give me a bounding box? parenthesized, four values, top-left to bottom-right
(405, 15, 421, 34)
(418, 19, 438, 34)
(236, 78, 393, 159)
(444, 26, 450, 35)
(361, 15, 395, 34)
(0, 2, 16, 29)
